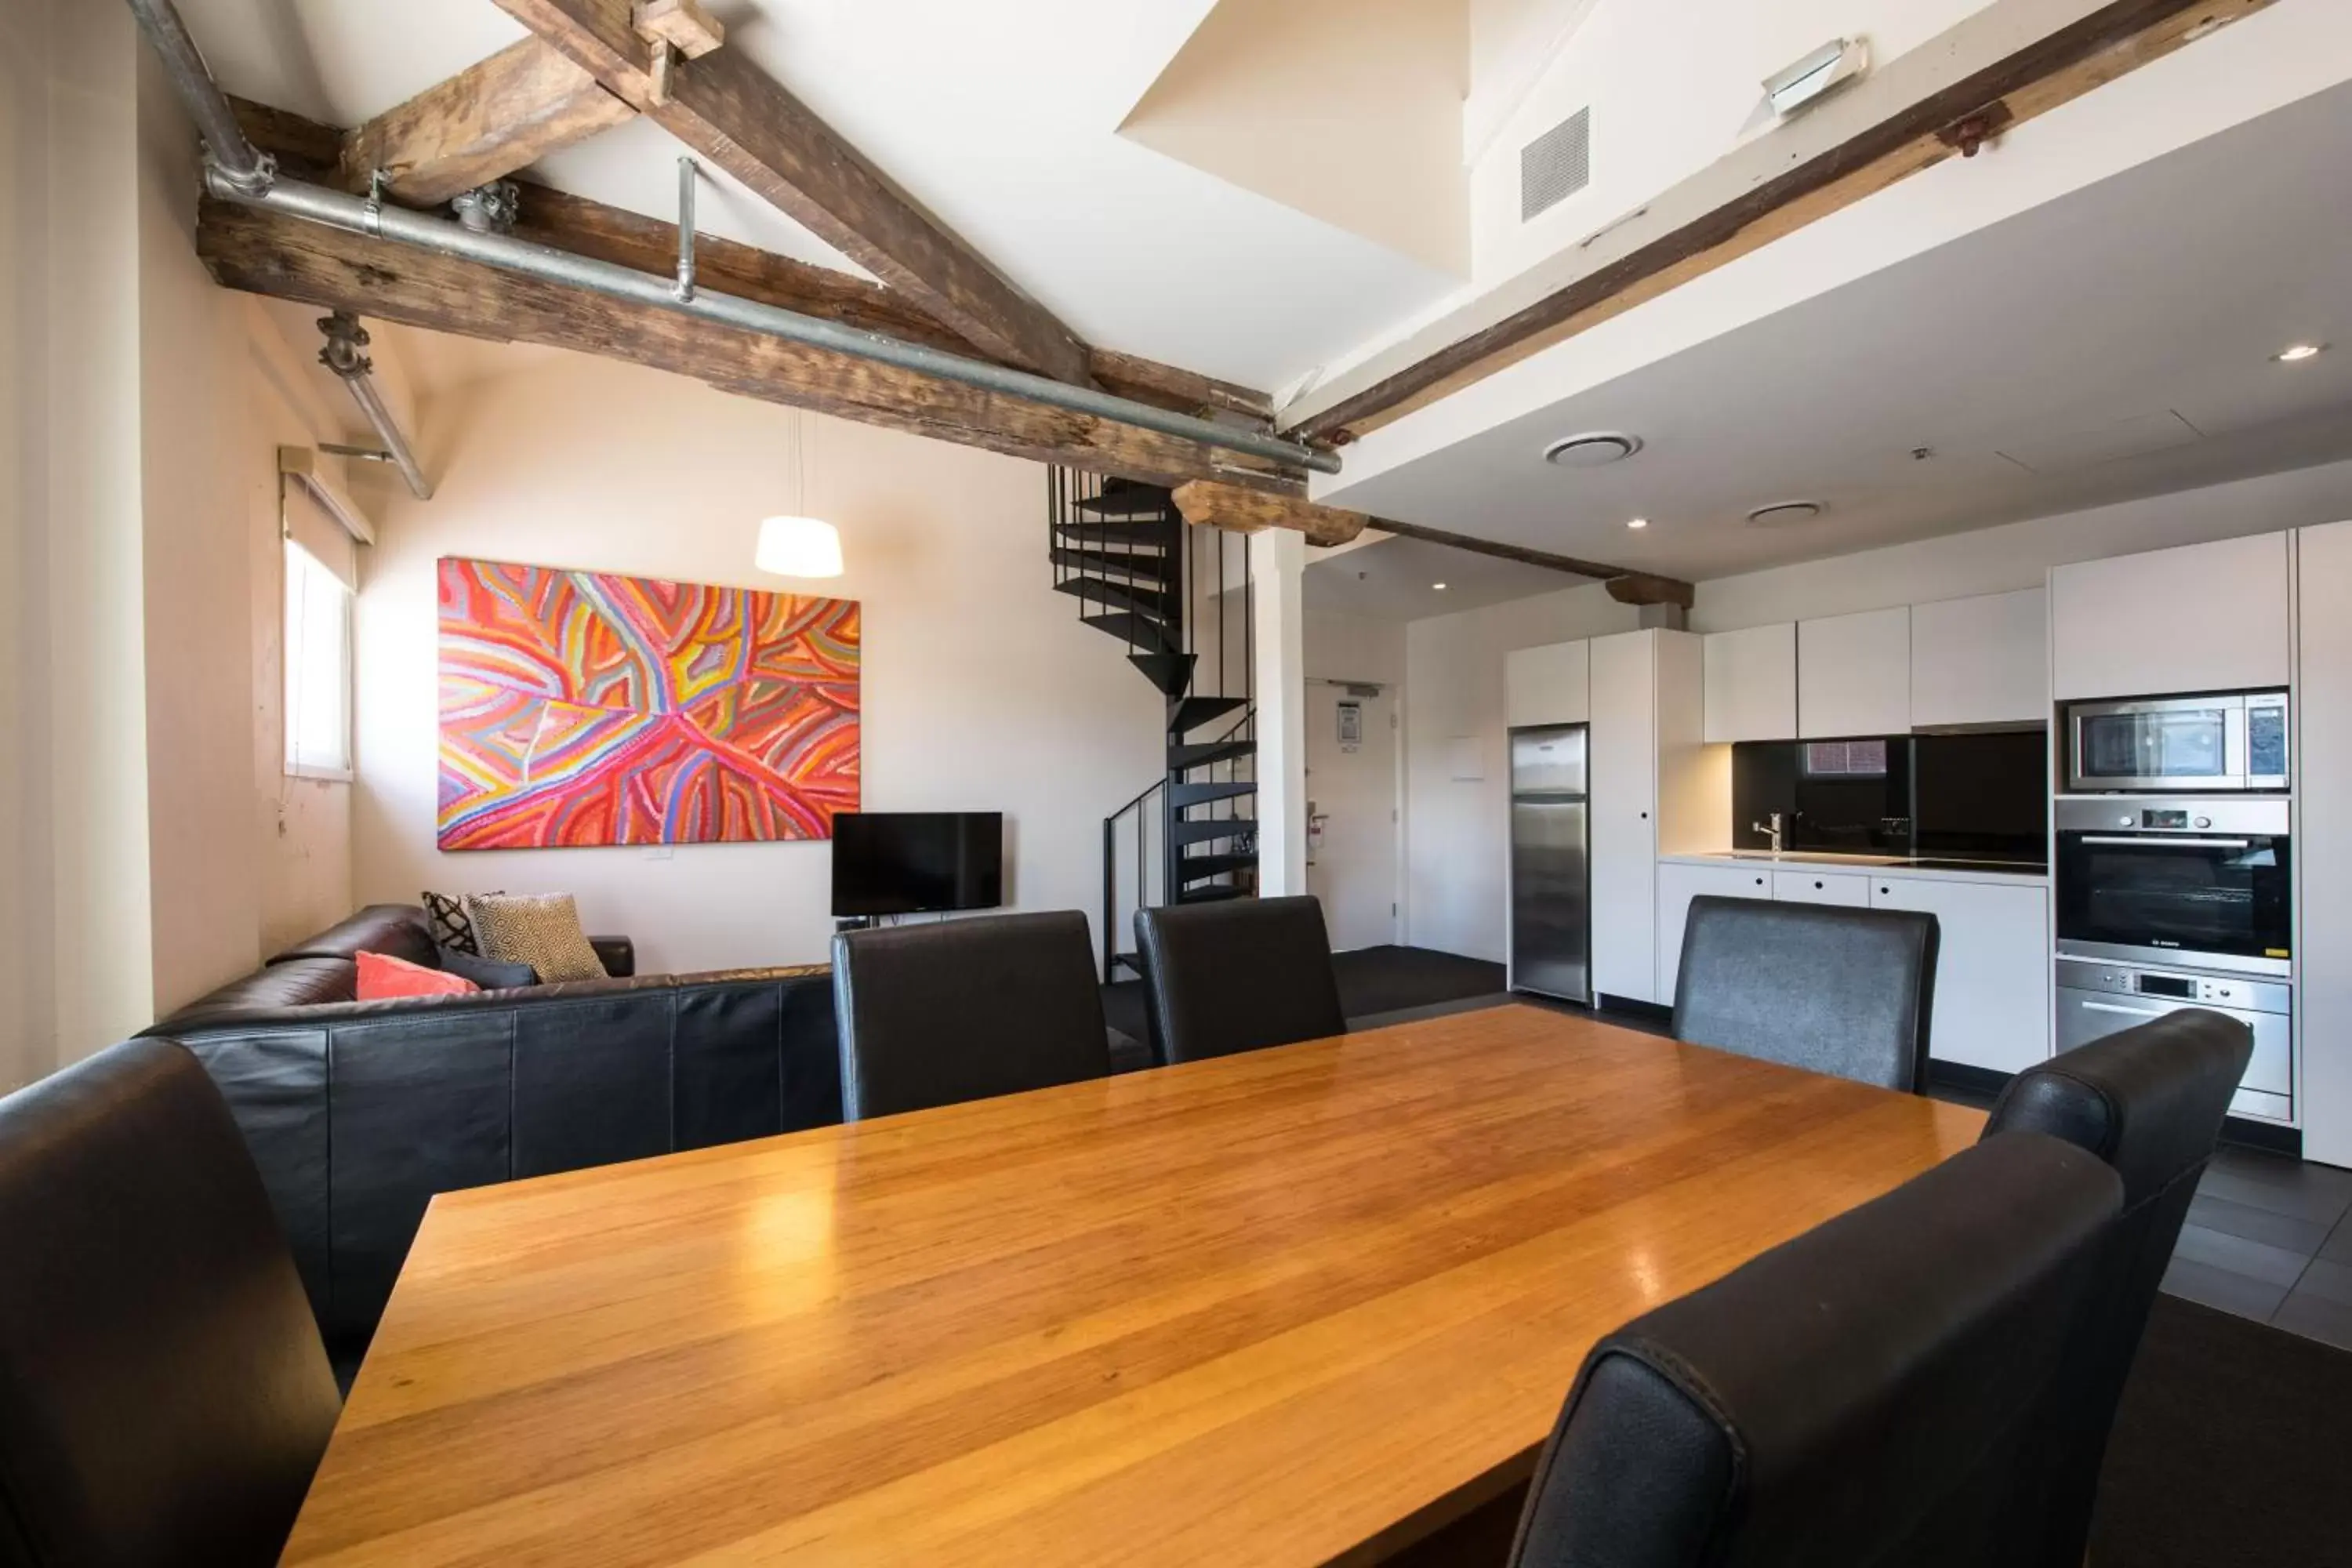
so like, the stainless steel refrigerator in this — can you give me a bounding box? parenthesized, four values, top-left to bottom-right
(1508, 724, 1592, 1003)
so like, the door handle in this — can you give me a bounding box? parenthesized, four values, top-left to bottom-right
(2077, 837, 2250, 849)
(2080, 1000, 2174, 1019)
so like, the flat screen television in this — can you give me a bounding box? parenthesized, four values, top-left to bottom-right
(831, 812, 1004, 917)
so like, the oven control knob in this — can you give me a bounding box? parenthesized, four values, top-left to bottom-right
(2118, 815, 2134, 827)
(2194, 816, 2212, 829)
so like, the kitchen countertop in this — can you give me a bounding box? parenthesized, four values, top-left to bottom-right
(1660, 850, 2049, 885)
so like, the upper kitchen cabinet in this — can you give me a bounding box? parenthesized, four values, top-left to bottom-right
(1798, 608, 1911, 739)
(1504, 640, 1591, 729)
(1911, 588, 2047, 728)
(1703, 624, 1797, 742)
(2051, 532, 2290, 699)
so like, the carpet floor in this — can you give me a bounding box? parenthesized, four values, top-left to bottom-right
(1101, 944, 1506, 1044)
(2088, 1291, 2352, 1566)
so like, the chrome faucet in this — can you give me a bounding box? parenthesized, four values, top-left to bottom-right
(1751, 811, 1787, 855)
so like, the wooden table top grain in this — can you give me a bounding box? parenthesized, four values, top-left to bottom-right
(282, 1004, 1986, 1567)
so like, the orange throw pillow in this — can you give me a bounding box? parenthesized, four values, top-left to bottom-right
(356, 949, 480, 1002)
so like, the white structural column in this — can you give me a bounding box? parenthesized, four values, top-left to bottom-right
(2297, 521, 2352, 1168)
(1250, 527, 1308, 897)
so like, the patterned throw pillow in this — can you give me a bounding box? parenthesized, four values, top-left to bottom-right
(421, 889, 499, 954)
(463, 892, 608, 983)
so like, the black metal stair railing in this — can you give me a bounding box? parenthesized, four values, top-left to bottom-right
(1051, 465, 1258, 979)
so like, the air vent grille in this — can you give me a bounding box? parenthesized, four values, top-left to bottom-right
(1521, 107, 1591, 222)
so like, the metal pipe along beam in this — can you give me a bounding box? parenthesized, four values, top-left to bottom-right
(318, 313, 434, 500)
(213, 171, 1341, 477)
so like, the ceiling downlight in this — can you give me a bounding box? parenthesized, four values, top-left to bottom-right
(1543, 432, 1642, 469)
(1746, 500, 1826, 528)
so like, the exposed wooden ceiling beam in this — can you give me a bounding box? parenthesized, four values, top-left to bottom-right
(1169, 481, 1695, 607)
(230, 99, 1276, 430)
(492, 0, 1097, 388)
(1287, 0, 2278, 443)
(195, 197, 1303, 496)
(337, 38, 635, 206)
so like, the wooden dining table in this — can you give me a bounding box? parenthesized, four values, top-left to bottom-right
(281, 1003, 1985, 1566)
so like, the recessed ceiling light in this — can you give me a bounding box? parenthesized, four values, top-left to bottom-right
(2276, 343, 2326, 362)
(1626, 517, 1650, 530)
(1747, 500, 1826, 528)
(1544, 432, 1642, 468)
(1432, 582, 1448, 590)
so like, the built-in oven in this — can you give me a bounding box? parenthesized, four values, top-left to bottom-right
(2055, 957, 2292, 1123)
(2054, 797, 2290, 977)
(2063, 691, 2288, 793)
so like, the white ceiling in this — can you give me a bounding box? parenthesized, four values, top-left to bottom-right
(1304, 534, 1567, 620)
(176, 0, 1461, 394)
(1316, 74, 2352, 585)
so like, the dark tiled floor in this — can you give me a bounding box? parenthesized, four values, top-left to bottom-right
(2173, 1149, 2352, 1350)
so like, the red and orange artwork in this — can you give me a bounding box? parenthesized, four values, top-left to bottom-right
(437, 557, 859, 849)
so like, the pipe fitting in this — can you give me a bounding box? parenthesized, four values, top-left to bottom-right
(451, 180, 521, 236)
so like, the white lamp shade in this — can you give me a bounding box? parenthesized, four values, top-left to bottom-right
(755, 515, 844, 578)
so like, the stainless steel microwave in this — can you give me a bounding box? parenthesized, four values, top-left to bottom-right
(2063, 691, 2288, 793)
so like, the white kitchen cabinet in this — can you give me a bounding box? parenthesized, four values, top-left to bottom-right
(1866, 875, 2052, 1074)
(1504, 640, 1591, 729)
(2299, 521, 2352, 1163)
(1590, 632, 1660, 1004)
(1770, 869, 1871, 907)
(1798, 608, 1911, 738)
(1704, 623, 1797, 742)
(1656, 861, 1772, 1002)
(2050, 532, 2290, 699)
(1588, 630, 1718, 1004)
(1910, 589, 2047, 728)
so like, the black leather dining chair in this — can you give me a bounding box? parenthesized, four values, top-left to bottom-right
(0, 1036, 342, 1567)
(833, 910, 1113, 1120)
(1134, 895, 1347, 1065)
(1508, 1132, 2123, 1568)
(1975, 1009, 2255, 1568)
(1672, 896, 1940, 1091)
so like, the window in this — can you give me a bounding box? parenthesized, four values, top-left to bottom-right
(284, 536, 353, 779)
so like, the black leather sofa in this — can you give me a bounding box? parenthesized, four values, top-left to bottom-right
(140, 906, 840, 1375)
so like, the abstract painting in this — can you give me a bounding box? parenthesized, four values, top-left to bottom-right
(437, 557, 859, 849)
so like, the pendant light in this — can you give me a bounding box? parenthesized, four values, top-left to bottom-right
(757, 408, 844, 578)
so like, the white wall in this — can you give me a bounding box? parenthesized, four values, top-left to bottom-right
(1305, 607, 1406, 686)
(1404, 456, 2352, 960)
(1469, 0, 1987, 289)
(353, 350, 1164, 975)
(0, 0, 156, 1087)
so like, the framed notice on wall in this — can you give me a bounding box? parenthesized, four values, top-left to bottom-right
(1337, 700, 1362, 752)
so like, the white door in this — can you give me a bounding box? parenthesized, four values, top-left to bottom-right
(1867, 876, 2052, 1075)
(1798, 608, 1911, 738)
(1305, 684, 1398, 952)
(1657, 862, 1771, 1004)
(1589, 632, 1659, 1003)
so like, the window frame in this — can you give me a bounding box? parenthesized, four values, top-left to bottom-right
(282, 534, 355, 783)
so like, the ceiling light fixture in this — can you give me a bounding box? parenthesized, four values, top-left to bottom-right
(1544, 432, 1642, 468)
(757, 408, 844, 579)
(1747, 500, 1826, 528)
(2275, 343, 2326, 363)
(1432, 583, 1449, 591)
(1626, 517, 1650, 530)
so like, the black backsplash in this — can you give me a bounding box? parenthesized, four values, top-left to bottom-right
(1732, 729, 2048, 863)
